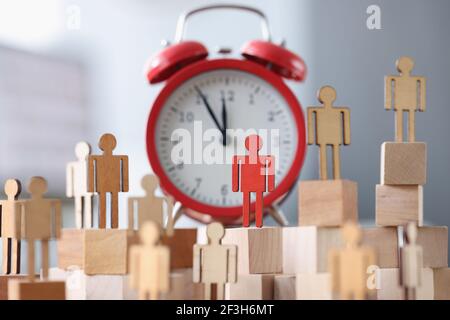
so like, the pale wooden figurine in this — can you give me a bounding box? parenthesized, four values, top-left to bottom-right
(1, 179, 22, 274)
(328, 222, 376, 300)
(385, 56, 426, 142)
(66, 141, 94, 229)
(307, 86, 351, 180)
(18, 177, 62, 281)
(400, 222, 423, 300)
(193, 222, 237, 300)
(128, 174, 174, 236)
(129, 221, 170, 300)
(88, 133, 129, 229)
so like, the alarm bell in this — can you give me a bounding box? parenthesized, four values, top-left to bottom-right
(145, 4, 306, 84)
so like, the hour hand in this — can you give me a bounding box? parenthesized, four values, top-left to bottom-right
(194, 86, 223, 132)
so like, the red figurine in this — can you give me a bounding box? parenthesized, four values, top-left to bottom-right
(232, 135, 275, 228)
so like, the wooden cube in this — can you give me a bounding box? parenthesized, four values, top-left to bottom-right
(299, 180, 358, 226)
(161, 228, 197, 269)
(296, 273, 333, 300)
(274, 275, 296, 300)
(283, 226, 342, 274)
(162, 268, 204, 300)
(225, 274, 274, 300)
(0, 275, 31, 300)
(57, 229, 132, 275)
(222, 227, 282, 274)
(417, 226, 448, 268)
(376, 185, 423, 226)
(381, 142, 427, 185)
(433, 268, 450, 300)
(373, 268, 434, 300)
(8, 280, 65, 300)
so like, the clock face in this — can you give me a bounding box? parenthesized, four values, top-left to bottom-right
(147, 59, 306, 217)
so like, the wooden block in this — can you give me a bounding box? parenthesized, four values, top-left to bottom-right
(162, 269, 204, 300)
(222, 227, 282, 274)
(416, 226, 448, 268)
(381, 142, 427, 185)
(373, 268, 434, 300)
(57, 229, 131, 275)
(274, 275, 296, 300)
(283, 226, 342, 273)
(299, 180, 358, 226)
(361, 227, 399, 268)
(376, 185, 423, 226)
(8, 279, 65, 300)
(433, 268, 450, 300)
(225, 274, 274, 300)
(161, 228, 197, 269)
(296, 273, 333, 300)
(0, 275, 30, 300)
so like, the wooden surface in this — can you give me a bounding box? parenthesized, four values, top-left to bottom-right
(88, 133, 129, 229)
(1, 179, 22, 274)
(299, 180, 358, 226)
(361, 227, 398, 268)
(433, 268, 450, 300)
(0, 275, 30, 300)
(283, 226, 343, 274)
(57, 229, 84, 269)
(416, 226, 448, 268)
(274, 275, 296, 300)
(8, 279, 66, 300)
(296, 273, 333, 300)
(225, 274, 274, 300)
(385, 56, 426, 142)
(381, 142, 427, 185)
(161, 228, 197, 269)
(376, 184, 423, 226)
(307, 86, 351, 180)
(222, 226, 282, 274)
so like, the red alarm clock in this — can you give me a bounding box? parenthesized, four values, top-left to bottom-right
(145, 5, 307, 225)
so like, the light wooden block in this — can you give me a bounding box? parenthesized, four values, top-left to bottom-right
(361, 226, 447, 268)
(433, 268, 450, 300)
(57, 229, 132, 275)
(8, 280, 66, 300)
(161, 228, 197, 269)
(373, 268, 434, 300)
(296, 273, 333, 300)
(225, 274, 274, 300)
(162, 269, 204, 300)
(381, 142, 427, 185)
(222, 227, 282, 274)
(274, 275, 296, 300)
(376, 185, 423, 226)
(299, 180, 358, 226)
(0, 275, 31, 300)
(283, 226, 342, 274)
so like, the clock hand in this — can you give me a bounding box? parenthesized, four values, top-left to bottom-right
(221, 95, 228, 146)
(194, 86, 223, 134)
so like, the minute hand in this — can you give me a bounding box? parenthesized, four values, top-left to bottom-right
(194, 86, 223, 132)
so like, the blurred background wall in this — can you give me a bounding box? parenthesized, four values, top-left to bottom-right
(0, 0, 449, 267)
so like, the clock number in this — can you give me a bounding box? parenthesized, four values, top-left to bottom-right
(221, 184, 228, 196)
(176, 161, 184, 170)
(249, 93, 255, 105)
(179, 111, 194, 123)
(268, 111, 275, 122)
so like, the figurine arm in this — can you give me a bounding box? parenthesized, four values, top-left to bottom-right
(164, 196, 174, 237)
(127, 198, 136, 231)
(418, 77, 426, 112)
(159, 248, 170, 291)
(52, 200, 62, 239)
(328, 250, 340, 292)
(227, 246, 238, 283)
(14, 202, 22, 239)
(266, 156, 275, 192)
(341, 108, 351, 145)
(129, 247, 139, 289)
(120, 156, 129, 192)
(0, 203, 2, 237)
(87, 156, 96, 193)
(66, 163, 74, 197)
(232, 156, 240, 192)
(193, 246, 202, 283)
(417, 248, 423, 285)
(385, 76, 394, 110)
(307, 108, 316, 145)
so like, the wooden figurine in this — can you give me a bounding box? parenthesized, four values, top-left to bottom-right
(0, 179, 22, 274)
(193, 222, 237, 300)
(88, 133, 129, 229)
(128, 174, 174, 235)
(19, 177, 62, 281)
(232, 135, 275, 228)
(66, 141, 94, 229)
(400, 222, 423, 300)
(307, 85, 350, 180)
(129, 221, 170, 300)
(328, 222, 376, 300)
(385, 56, 426, 142)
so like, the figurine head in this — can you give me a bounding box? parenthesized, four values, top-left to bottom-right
(4, 179, 21, 200)
(245, 135, 263, 153)
(141, 174, 159, 194)
(139, 221, 160, 245)
(396, 56, 414, 75)
(405, 222, 418, 245)
(28, 176, 48, 198)
(342, 222, 361, 247)
(75, 141, 91, 160)
(207, 222, 225, 244)
(99, 133, 117, 153)
(318, 85, 336, 106)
